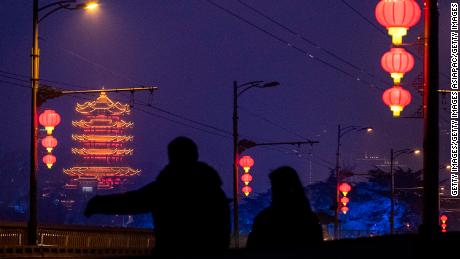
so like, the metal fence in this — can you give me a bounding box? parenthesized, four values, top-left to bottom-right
(0, 222, 155, 249)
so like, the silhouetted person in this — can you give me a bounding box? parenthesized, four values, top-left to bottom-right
(85, 137, 230, 254)
(246, 166, 323, 249)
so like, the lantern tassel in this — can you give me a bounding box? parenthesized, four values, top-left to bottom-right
(388, 27, 407, 45)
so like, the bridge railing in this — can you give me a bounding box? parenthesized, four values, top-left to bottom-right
(0, 222, 155, 249)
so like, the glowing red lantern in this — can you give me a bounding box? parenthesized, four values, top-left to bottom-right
(39, 110, 61, 135)
(382, 86, 412, 117)
(381, 48, 414, 84)
(41, 136, 58, 153)
(440, 214, 448, 233)
(241, 173, 253, 185)
(341, 206, 349, 214)
(375, 0, 421, 45)
(239, 155, 254, 173)
(440, 215, 448, 223)
(340, 196, 350, 206)
(42, 154, 56, 169)
(339, 183, 351, 196)
(242, 186, 252, 197)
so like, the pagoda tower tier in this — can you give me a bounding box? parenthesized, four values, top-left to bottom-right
(64, 92, 140, 190)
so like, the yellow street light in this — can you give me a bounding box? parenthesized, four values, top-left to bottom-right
(83, 1, 99, 11)
(414, 149, 421, 155)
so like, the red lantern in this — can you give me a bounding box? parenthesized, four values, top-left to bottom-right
(375, 0, 421, 45)
(239, 155, 254, 173)
(39, 110, 61, 135)
(42, 154, 56, 169)
(381, 48, 414, 84)
(382, 86, 412, 117)
(41, 136, 58, 153)
(440, 215, 448, 223)
(339, 183, 351, 196)
(340, 196, 350, 206)
(341, 206, 349, 214)
(242, 186, 252, 197)
(241, 173, 253, 185)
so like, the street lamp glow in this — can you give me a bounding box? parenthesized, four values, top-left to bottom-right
(366, 128, 374, 133)
(446, 165, 452, 171)
(413, 149, 421, 155)
(84, 1, 99, 11)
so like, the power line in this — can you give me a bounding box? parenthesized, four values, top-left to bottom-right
(339, 0, 387, 36)
(239, 106, 308, 140)
(0, 68, 234, 138)
(237, 0, 389, 86)
(205, 0, 384, 91)
(0, 79, 30, 89)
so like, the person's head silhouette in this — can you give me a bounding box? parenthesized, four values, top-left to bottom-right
(168, 136, 199, 164)
(269, 166, 310, 208)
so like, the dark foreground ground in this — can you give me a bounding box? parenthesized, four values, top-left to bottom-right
(2, 232, 459, 258)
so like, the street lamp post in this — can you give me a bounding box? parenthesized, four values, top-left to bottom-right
(28, 0, 99, 246)
(389, 148, 420, 235)
(334, 124, 373, 240)
(232, 80, 279, 248)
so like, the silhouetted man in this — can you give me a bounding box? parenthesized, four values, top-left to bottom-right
(85, 137, 230, 254)
(246, 166, 323, 249)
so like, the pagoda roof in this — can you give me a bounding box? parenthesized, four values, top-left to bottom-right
(71, 148, 134, 156)
(72, 119, 134, 129)
(72, 134, 134, 143)
(63, 167, 141, 177)
(75, 92, 130, 115)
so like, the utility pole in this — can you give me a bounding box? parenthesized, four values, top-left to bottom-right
(232, 81, 239, 248)
(390, 149, 395, 235)
(28, 0, 39, 246)
(334, 124, 373, 239)
(231, 80, 280, 247)
(334, 124, 341, 240)
(421, 0, 440, 237)
(28, 0, 101, 245)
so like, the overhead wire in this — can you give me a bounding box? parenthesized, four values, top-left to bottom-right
(205, 0, 384, 91)
(237, 0, 389, 86)
(0, 70, 301, 157)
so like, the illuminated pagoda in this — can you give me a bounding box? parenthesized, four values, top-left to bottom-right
(64, 92, 140, 191)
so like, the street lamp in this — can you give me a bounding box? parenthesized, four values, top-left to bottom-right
(389, 148, 421, 235)
(334, 124, 373, 239)
(29, 0, 98, 246)
(232, 80, 279, 247)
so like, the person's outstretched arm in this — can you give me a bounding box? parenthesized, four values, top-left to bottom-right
(85, 182, 156, 217)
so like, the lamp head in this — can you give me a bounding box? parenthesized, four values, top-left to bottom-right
(78, 1, 99, 11)
(262, 81, 280, 88)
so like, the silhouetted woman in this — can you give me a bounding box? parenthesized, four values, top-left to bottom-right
(247, 166, 323, 249)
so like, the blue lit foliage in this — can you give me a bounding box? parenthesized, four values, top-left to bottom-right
(238, 168, 422, 236)
(308, 168, 422, 236)
(238, 191, 271, 233)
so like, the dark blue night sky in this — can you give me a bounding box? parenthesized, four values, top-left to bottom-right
(0, 0, 452, 226)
